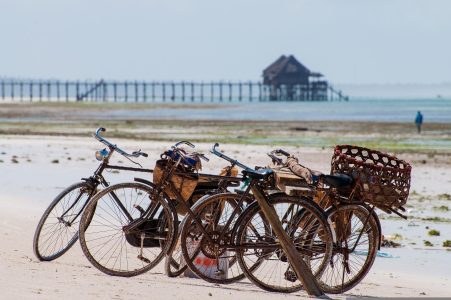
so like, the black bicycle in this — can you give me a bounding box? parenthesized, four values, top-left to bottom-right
(77, 141, 245, 278)
(33, 127, 150, 261)
(178, 144, 333, 290)
(268, 149, 381, 294)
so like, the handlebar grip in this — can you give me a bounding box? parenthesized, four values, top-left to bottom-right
(141, 152, 148, 158)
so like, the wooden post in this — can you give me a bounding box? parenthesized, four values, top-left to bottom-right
(191, 82, 194, 102)
(219, 82, 223, 102)
(250, 185, 325, 297)
(258, 82, 262, 102)
(65, 81, 69, 102)
(162, 82, 166, 102)
(228, 82, 232, 102)
(171, 82, 176, 101)
(76, 81, 80, 101)
(210, 82, 214, 102)
(151, 82, 155, 102)
(249, 81, 253, 102)
(47, 81, 51, 101)
(143, 81, 147, 102)
(39, 81, 43, 101)
(20, 82, 23, 102)
(124, 81, 128, 102)
(134, 81, 138, 102)
(113, 82, 117, 102)
(181, 81, 185, 102)
(11, 80, 15, 101)
(238, 82, 242, 102)
(30, 81, 33, 102)
(200, 82, 204, 102)
(103, 81, 107, 102)
(95, 82, 99, 102)
(56, 81, 60, 101)
(84, 81, 89, 101)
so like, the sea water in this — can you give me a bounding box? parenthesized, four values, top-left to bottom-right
(105, 98, 451, 123)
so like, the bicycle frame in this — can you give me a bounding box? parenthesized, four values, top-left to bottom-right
(59, 144, 153, 227)
(120, 149, 242, 245)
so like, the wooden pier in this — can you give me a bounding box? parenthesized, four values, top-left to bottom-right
(0, 78, 348, 103)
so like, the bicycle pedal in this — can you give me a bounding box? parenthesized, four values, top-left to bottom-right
(214, 269, 225, 276)
(137, 255, 151, 264)
(284, 270, 297, 282)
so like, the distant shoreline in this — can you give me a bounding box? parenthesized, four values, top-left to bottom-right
(1, 100, 451, 123)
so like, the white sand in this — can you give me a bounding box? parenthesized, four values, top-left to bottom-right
(0, 135, 450, 299)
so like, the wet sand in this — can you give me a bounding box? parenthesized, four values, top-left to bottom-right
(1, 102, 451, 155)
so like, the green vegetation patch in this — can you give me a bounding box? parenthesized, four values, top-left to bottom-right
(424, 240, 433, 247)
(433, 205, 449, 211)
(438, 194, 451, 201)
(428, 229, 440, 236)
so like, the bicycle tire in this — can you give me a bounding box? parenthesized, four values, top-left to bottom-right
(33, 181, 96, 261)
(164, 192, 217, 278)
(236, 194, 333, 293)
(79, 182, 177, 277)
(179, 193, 253, 284)
(319, 204, 379, 294)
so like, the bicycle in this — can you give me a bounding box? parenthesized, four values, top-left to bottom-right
(33, 127, 150, 261)
(268, 149, 381, 293)
(78, 141, 245, 278)
(178, 143, 333, 291)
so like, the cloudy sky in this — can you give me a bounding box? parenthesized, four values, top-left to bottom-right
(1, 0, 450, 84)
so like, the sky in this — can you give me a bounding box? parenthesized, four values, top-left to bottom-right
(1, 0, 450, 84)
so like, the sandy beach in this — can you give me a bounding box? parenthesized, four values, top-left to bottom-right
(1, 131, 450, 299)
(3, 0, 451, 297)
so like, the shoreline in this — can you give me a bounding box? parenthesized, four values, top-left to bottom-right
(1, 102, 450, 155)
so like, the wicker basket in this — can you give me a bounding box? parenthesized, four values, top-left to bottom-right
(153, 159, 198, 202)
(331, 145, 411, 211)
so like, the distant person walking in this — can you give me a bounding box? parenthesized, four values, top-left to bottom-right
(415, 111, 423, 133)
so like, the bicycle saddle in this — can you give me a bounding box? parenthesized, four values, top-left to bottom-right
(320, 173, 353, 188)
(242, 168, 274, 180)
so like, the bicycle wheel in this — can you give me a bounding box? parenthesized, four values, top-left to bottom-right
(318, 204, 379, 294)
(236, 194, 333, 293)
(79, 182, 176, 277)
(33, 181, 96, 261)
(179, 193, 253, 284)
(164, 191, 209, 277)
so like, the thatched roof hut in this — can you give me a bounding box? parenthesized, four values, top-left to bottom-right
(263, 55, 322, 86)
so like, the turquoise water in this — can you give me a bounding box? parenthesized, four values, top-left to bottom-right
(106, 98, 451, 123)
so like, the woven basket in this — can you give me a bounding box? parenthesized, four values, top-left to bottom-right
(153, 159, 198, 203)
(331, 145, 411, 211)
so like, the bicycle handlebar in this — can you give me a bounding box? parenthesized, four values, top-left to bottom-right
(271, 149, 291, 157)
(174, 141, 195, 148)
(210, 143, 252, 171)
(170, 144, 209, 162)
(94, 127, 148, 158)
